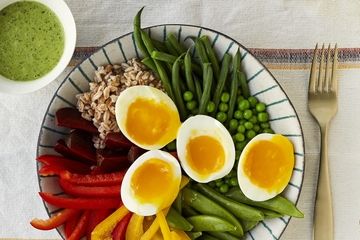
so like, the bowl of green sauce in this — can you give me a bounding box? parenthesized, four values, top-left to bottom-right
(0, 0, 76, 94)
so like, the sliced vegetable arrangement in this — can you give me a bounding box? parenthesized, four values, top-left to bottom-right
(32, 7, 303, 240)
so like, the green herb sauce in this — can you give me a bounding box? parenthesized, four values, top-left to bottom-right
(0, 1, 65, 81)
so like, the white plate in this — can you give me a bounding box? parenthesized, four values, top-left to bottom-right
(37, 24, 305, 240)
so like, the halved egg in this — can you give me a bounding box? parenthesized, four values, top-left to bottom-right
(237, 133, 295, 201)
(115, 86, 181, 150)
(176, 115, 235, 183)
(121, 150, 181, 216)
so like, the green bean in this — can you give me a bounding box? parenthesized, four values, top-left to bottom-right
(152, 38, 168, 52)
(141, 57, 158, 75)
(239, 71, 250, 98)
(133, 7, 149, 57)
(172, 54, 188, 120)
(140, 30, 156, 54)
(151, 51, 177, 63)
(183, 188, 243, 237)
(166, 207, 193, 231)
(207, 231, 239, 240)
(194, 76, 203, 104)
(192, 63, 203, 77)
(212, 53, 232, 116)
(225, 188, 304, 218)
(195, 39, 210, 65)
(226, 49, 240, 126)
(196, 184, 264, 221)
(187, 215, 236, 232)
(165, 39, 179, 56)
(167, 32, 187, 55)
(198, 63, 213, 114)
(184, 49, 196, 93)
(173, 191, 182, 214)
(199, 234, 218, 240)
(261, 208, 284, 219)
(241, 220, 259, 232)
(186, 232, 202, 240)
(182, 205, 199, 217)
(200, 36, 220, 78)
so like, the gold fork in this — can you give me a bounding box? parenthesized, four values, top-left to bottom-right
(308, 43, 338, 240)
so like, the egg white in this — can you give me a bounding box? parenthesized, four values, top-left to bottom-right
(115, 85, 179, 150)
(121, 150, 181, 216)
(237, 133, 294, 201)
(176, 115, 235, 183)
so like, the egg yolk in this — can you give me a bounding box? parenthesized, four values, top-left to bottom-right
(243, 134, 294, 192)
(186, 135, 225, 178)
(125, 98, 180, 147)
(131, 158, 179, 210)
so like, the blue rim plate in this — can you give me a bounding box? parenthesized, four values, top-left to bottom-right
(36, 24, 305, 240)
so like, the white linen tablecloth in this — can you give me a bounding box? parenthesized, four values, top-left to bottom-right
(1, 0, 360, 239)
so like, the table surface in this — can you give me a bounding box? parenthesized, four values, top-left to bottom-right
(1, 1, 360, 239)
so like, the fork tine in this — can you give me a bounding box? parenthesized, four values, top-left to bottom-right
(331, 44, 338, 93)
(317, 44, 325, 92)
(324, 44, 331, 92)
(309, 43, 319, 93)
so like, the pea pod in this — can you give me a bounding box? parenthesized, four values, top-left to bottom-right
(184, 49, 196, 93)
(212, 53, 232, 116)
(141, 57, 158, 75)
(165, 39, 179, 56)
(187, 215, 236, 232)
(182, 188, 243, 237)
(194, 75, 203, 104)
(195, 39, 210, 65)
(200, 36, 220, 78)
(173, 191, 182, 214)
(207, 231, 239, 240)
(199, 234, 218, 240)
(182, 205, 199, 217)
(241, 220, 258, 232)
(261, 208, 284, 219)
(186, 232, 202, 239)
(196, 184, 264, 221)
(167, 32, 186, 55)
(226, 49, 240, 126)
(225, 188, 304, 218)
(151, 51, 177, 63)
(152, 39, 168, 52)
(166, 207, 193, 231)
(133, 7, 149, 57)
(239, 71, 250, 98)
(198, 63, 213, 114)
(172, 54, 187, 120)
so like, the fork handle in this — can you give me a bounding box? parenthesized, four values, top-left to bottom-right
(313, 124, 334, 240)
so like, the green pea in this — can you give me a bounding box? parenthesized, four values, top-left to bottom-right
(219, 184, 229, 193)
(256, 102, 266, 112)
(237, 95, 245, 104)
(229, 119, 238, 131)
(263, 128, 274, 134)
(249, 115, 258, 124)
(216, 112, 227, 122)
(215, 180, 223, 187)
(238, 99, 250, 110)
(235, 133, 245, 142)
(186, 100, 198, 110)
(246, 130, 256, 139)
(237, 125, 246, 133)
(221, 92, 230, 102)
(253, 124, 261, 133)
(258, 112, 269, 122)
(244, 121, 253, 130)
(219, 102, 229, 112)
(260, 122, 270, 129)
(183, 91, 194, 102)
(230, 177, 238, 186)
(243, 109, 253, 119)
(236, 141, 247, 151)
(248, 96, 258, 107)
(206, 101, 216, 113)
(234, 110, 243, 119)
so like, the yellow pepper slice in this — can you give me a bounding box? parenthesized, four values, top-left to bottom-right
(126, 214, 145, 240)
(180, 176, 190, 189)
(91, 205, 130, 240)
(157, 211, 171, 240)
(140, 208, 169, 240)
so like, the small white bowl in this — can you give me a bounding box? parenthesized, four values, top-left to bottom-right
(0, 0, 76, 94)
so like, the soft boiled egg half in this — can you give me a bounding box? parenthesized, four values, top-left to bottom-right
(237, 133, 295, 201)
(177, 115, 235, 183)
(121, 150, 181, 216)
(115, 86, 181, 150)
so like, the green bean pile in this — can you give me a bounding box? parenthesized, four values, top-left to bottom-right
(134, 8, 303, 239)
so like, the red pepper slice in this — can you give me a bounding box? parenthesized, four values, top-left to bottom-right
(112, 212, 132, 240)
(59, 178, 120, 198)
(38, 165, 65, 176)
(60, 170, 126, 186)
(30, 209, 78, 230)
(65, 212, 81, 238)
(39, 192, 121, 209)
(86, 209, 113, 239)
(68, 210, 91, 240)
(37, 154, 91, 174)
